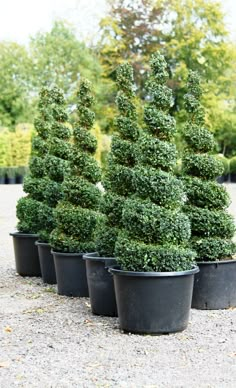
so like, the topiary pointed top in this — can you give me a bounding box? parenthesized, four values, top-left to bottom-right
(116, 63, 135, 96)
(149, 51, 168, 84)
(183, 70, 205, 125)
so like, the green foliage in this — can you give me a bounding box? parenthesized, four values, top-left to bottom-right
(16, 197, 44, 234)
(62, 176, 101, 209)
(115, 234, 195, 272)
(0, 42, 34, 127)
(138, 135, 177, 171)
(215, 155, 230, 175)
(115, 52, 195, 272)
(143, 108, 176, 140)
(96, 63, 139, 256)
(99, 0, 236, 138)
(38, 86, 71, 242)
(122, 199, 191, 245)
(186, 206, 235, 239)
(184, 124, 216, 153)
(134, 166, 184, 208)
(183, 154, 224, 180)
(50, 79, 101, 253)
(230, 156, 236, 174)
(183, 177, 230, 209)
(16, 87, 55, 234)
(182, 71, 236, 261)
(192, 238, 236, 261)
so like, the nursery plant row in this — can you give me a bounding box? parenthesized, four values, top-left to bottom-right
(10, 51, 236, 334)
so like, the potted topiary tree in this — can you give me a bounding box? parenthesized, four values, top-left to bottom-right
(182, 71, 236, 309)
(110, 52, 198, 334)
(10, 87, 55, 276)
(36, 86, 71, 284)
(83, 63, 139, 317)
(230, 156, 236, 183)
(50, 79, 102, 297)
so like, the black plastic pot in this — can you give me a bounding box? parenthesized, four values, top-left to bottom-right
(230, 173, 236, 183)
(110, 266, 199, 334)
(10, 232, 41, 276)
(192, 259, 236, 309)
(52, 251, 89, 297)
(36, 242, 56, 284)
(16, 175, 24, 184)
(83, 252, 117, 317)
(0, 176, 5, 184)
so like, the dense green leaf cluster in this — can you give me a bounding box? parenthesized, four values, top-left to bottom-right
(17, 87, 55, 234)
(115, 52, 195, 272)
(230, 157, 236, 174)
(182, 71, 236, 261)
(38, 86, 71, 242)
(96, 63, 139, 257)
(115, 234, 194, 272)
(50, 79, 101, 253)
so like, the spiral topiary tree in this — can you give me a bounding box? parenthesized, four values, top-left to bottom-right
(115, 52, 195, 272)
(38, 86, 71, 242)
(182, 71, 236, 261)
(16, 87, 55, 234)
(95, 63, 139, 257)
(50, 79, 101, 253)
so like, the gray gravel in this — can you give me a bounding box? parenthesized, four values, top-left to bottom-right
(0, 184, 236, 388)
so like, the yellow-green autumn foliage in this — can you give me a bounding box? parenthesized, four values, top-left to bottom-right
(0, 124, 33, 167)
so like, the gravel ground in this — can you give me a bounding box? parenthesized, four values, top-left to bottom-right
(0, 184, 236, 388)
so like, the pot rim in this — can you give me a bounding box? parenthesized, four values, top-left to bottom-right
(10, 231, 38, 238)
(196, 258, 236, 265)
(109, 264, 199, 277)
(51, 249, 83, 257)
(83, 252, 116, 262)
(35, 241, 50, 247)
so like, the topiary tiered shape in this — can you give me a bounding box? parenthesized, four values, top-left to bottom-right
(50, 79, 101, 253)
(38, 86, 71, 242)
(182, 71, 236, 261)
(115, 52, 195, 272)
(16, 87, 55, 234)
(96, 63, 139, 257)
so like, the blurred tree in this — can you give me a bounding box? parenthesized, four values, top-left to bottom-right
(0, 42, 34, 127)
(99, 0, 236, 136)
(30, 21, 101, 96)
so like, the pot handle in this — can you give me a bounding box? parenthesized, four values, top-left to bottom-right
(106, 265, 120, 273)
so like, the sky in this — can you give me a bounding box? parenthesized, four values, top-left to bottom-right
(0, 0, 235, 44)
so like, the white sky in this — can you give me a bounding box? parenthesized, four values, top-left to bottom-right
(0, 0, 235, 44)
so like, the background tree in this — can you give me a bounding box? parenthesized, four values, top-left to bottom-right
(0, 42, 33, 127)
(99, 0, 236, 142)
